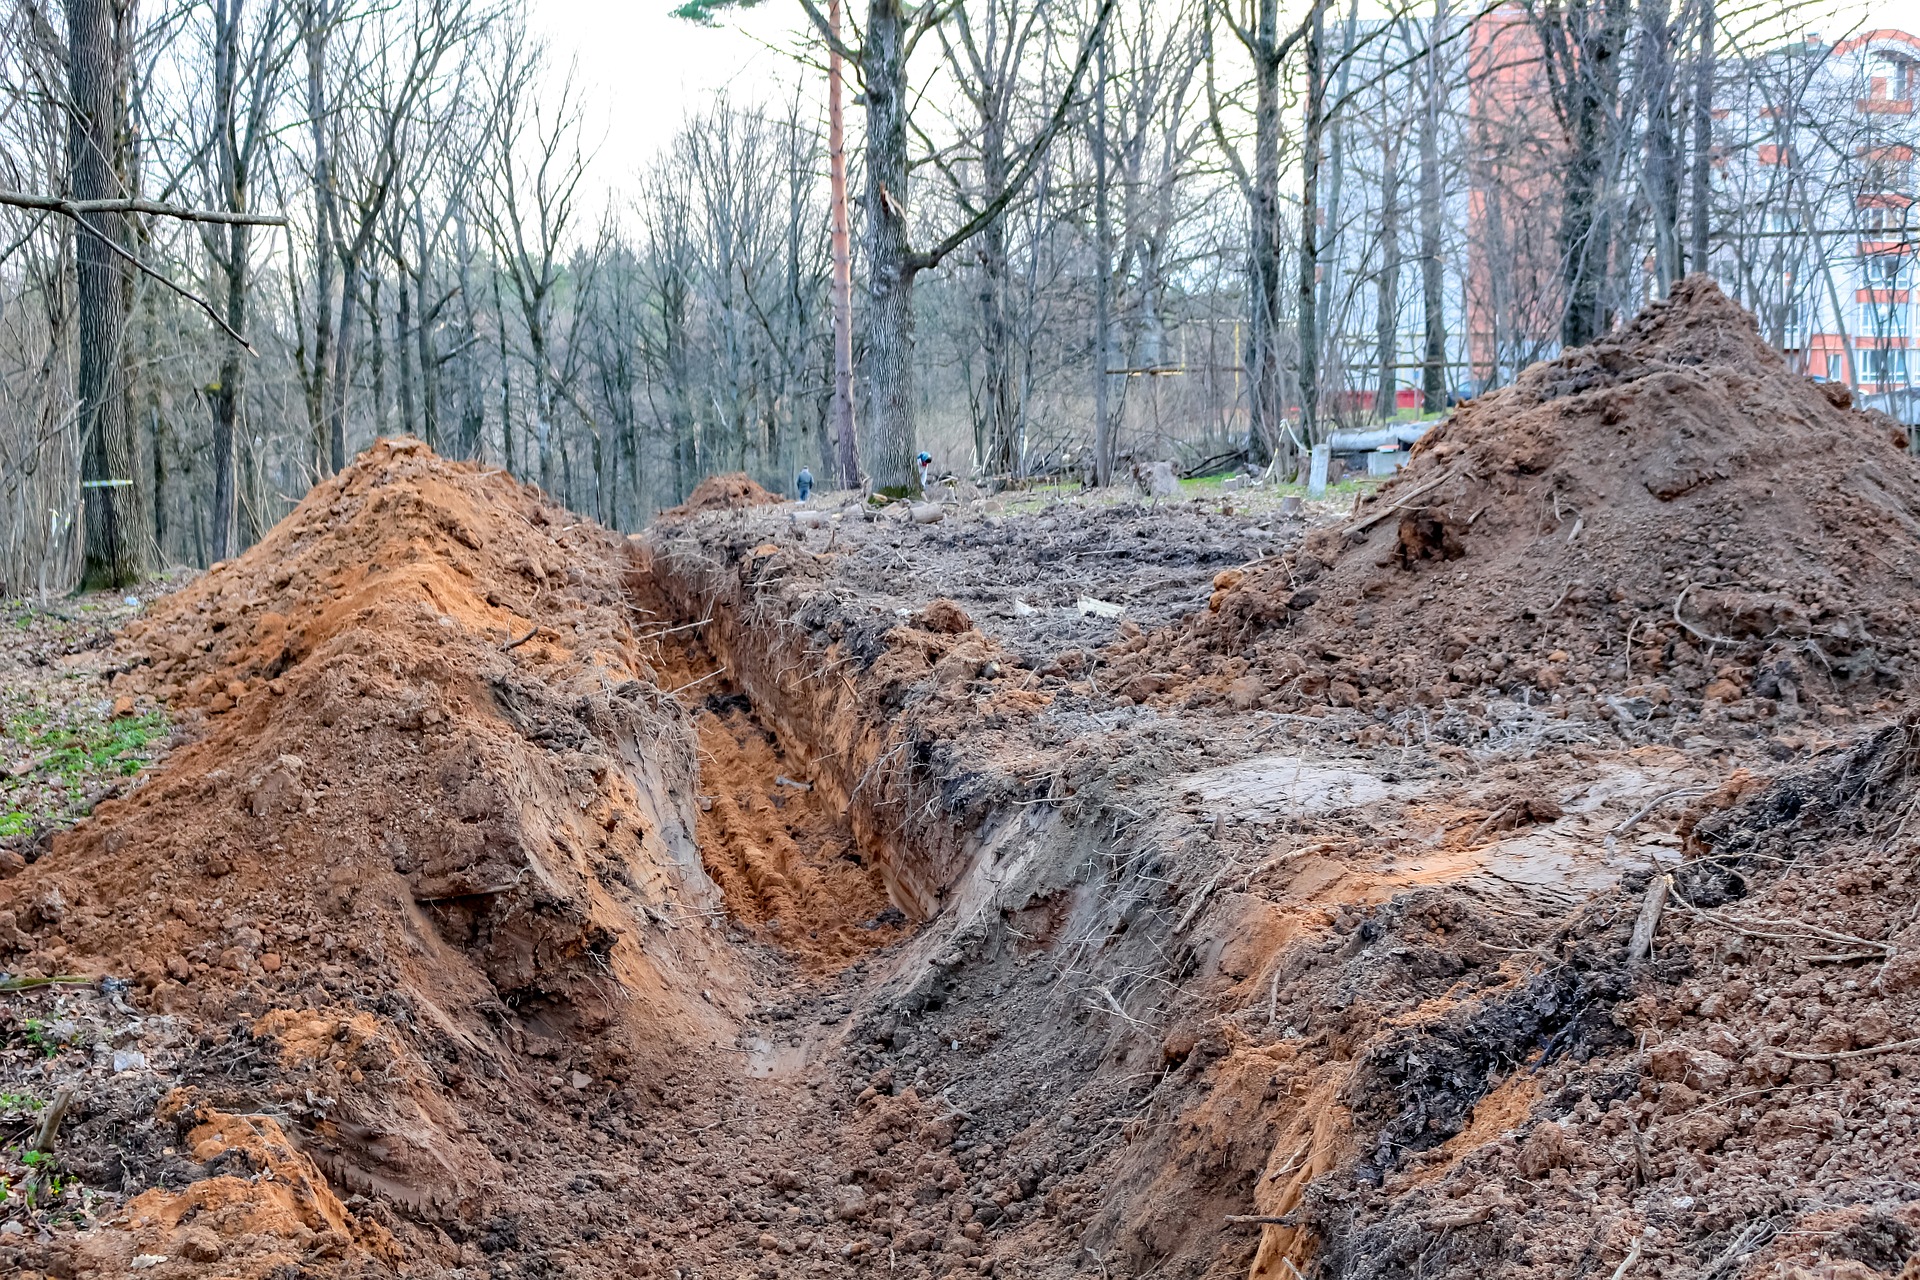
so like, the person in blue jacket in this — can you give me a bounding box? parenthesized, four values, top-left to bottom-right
(916, 452, 933, 496)
(796, 466, 814, 502)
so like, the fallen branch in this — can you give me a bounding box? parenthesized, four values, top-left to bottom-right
(1609, 1235, 1644, 1280)
(31, 1087, 73, 1154)
(666, 668, 726, 697)
(1779, 1035, 1920, 1063)
(1425, 1204, 1495, 1229)
(504, 624, 541, 651)
(20, 195, 263, 351)
(1604, 786, 1710, 850)
(1344, 468, 1460, 536)
(1670, 900, 1893, 962)
(1627, 874, 1670, 967)
(1673, 583, 1735, 647)
(0, 190, 288, 226)
(1224, 1214, 1297, 1226)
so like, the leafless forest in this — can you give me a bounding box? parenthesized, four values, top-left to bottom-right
(0, 0, 1902, 592)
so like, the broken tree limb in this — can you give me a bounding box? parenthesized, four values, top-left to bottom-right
(1224, 1214, 1298, 1226)
(1628, 874, 1670, 967)
(1604, 786, 1709, 850)
(1609, 1236, 1644, 1280)
(1779, 1035, 1920, 1063)
(0, 190, 290, 226)
(1425, 1204, 1495, 1229)
(33, 1087, 74, 1154)
(1672, 583, 1735, 647)
(1344, 467, 1460, 536)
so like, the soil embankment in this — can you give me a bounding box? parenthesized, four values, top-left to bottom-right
(3, 281, 1920, 1280)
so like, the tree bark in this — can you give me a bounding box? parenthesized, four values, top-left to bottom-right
(1641, 0, 1680, 293)
(1295, 0, 1326, 447)
(828, 0, 860, 489)
(1419, 0, 1448, 410)
(305, 0, 338, 472)
(69, 0, 137, 586)
(1092, 19, 1114, 487)
(1375, 131, 1401, 419)
(861, 0, 917, 493)
(1687, 0, 1714, 269)
(208, 0, 249, 563)
(1248, 0, 1288, 467)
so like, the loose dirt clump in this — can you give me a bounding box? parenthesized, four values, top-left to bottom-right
(1143, 277, 1920, 731)
(669, 471, 784, 514)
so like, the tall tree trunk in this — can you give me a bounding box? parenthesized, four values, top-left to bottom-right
(413, 204, 440, 447)
(1556, 0, 1627, 349)
(828, 0, 860, 489)
(369, 271, 387, 435)
(492, 268, 514, 472)
(1642, 0, 1680, 293)
(1687, 0, 1714, 269)
(305, 0, 337, 472)
(1375, 132, 1402, 419)
(209, 0, 248, 562)
(1295, 0, 1326, 447)
(1419, 0, 1448, 410)
(529, 305, 554, 492)
(326, 251, 361, 469)
(862, 0, 917, 493)
(1092, 21, 1114, 486)
(1248, 0, 1288, 466)
(393, 250, 415, 435)
(70, 0, 137, 586)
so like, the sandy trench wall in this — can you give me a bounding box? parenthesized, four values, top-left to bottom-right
(640, 526, 1021, 926)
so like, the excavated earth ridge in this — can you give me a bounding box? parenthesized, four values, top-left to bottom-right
(2, 282, 1920, 1280)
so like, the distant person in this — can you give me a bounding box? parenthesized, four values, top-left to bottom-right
(796, 466, 813, 503)
(916, 451, 933, 496)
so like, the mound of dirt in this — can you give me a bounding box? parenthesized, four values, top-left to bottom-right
(0, 438, 732, 1274)
(668, 471, 783, 514)
(1137, 277, 1920, 729)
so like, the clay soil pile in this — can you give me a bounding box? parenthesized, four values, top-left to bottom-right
(1142, 276, 1920, 730)
(1, 439, 735, 1276)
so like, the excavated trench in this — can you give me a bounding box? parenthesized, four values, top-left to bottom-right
(15, 441, 1876, 1280)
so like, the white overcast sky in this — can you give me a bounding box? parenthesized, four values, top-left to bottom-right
(529, 0, 1920, 211)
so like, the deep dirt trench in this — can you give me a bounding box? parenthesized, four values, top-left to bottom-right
(9, 278, 1920, 1280)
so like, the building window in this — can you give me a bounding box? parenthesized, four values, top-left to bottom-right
(1863, 205, 1915, 235)
(1859, 301, 1911, 336)
(1864, 253, 1908, 286)
(1828, 353, 1845, 382)
(1873, 53, 1915, 102)
(1860, 346, 1910, 384)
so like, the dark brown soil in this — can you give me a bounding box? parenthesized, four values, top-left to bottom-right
(670, 472, 784, 515)
(1126, 276, 1920, 737)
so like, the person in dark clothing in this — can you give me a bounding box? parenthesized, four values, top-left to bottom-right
(796, 467, 814, 502)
